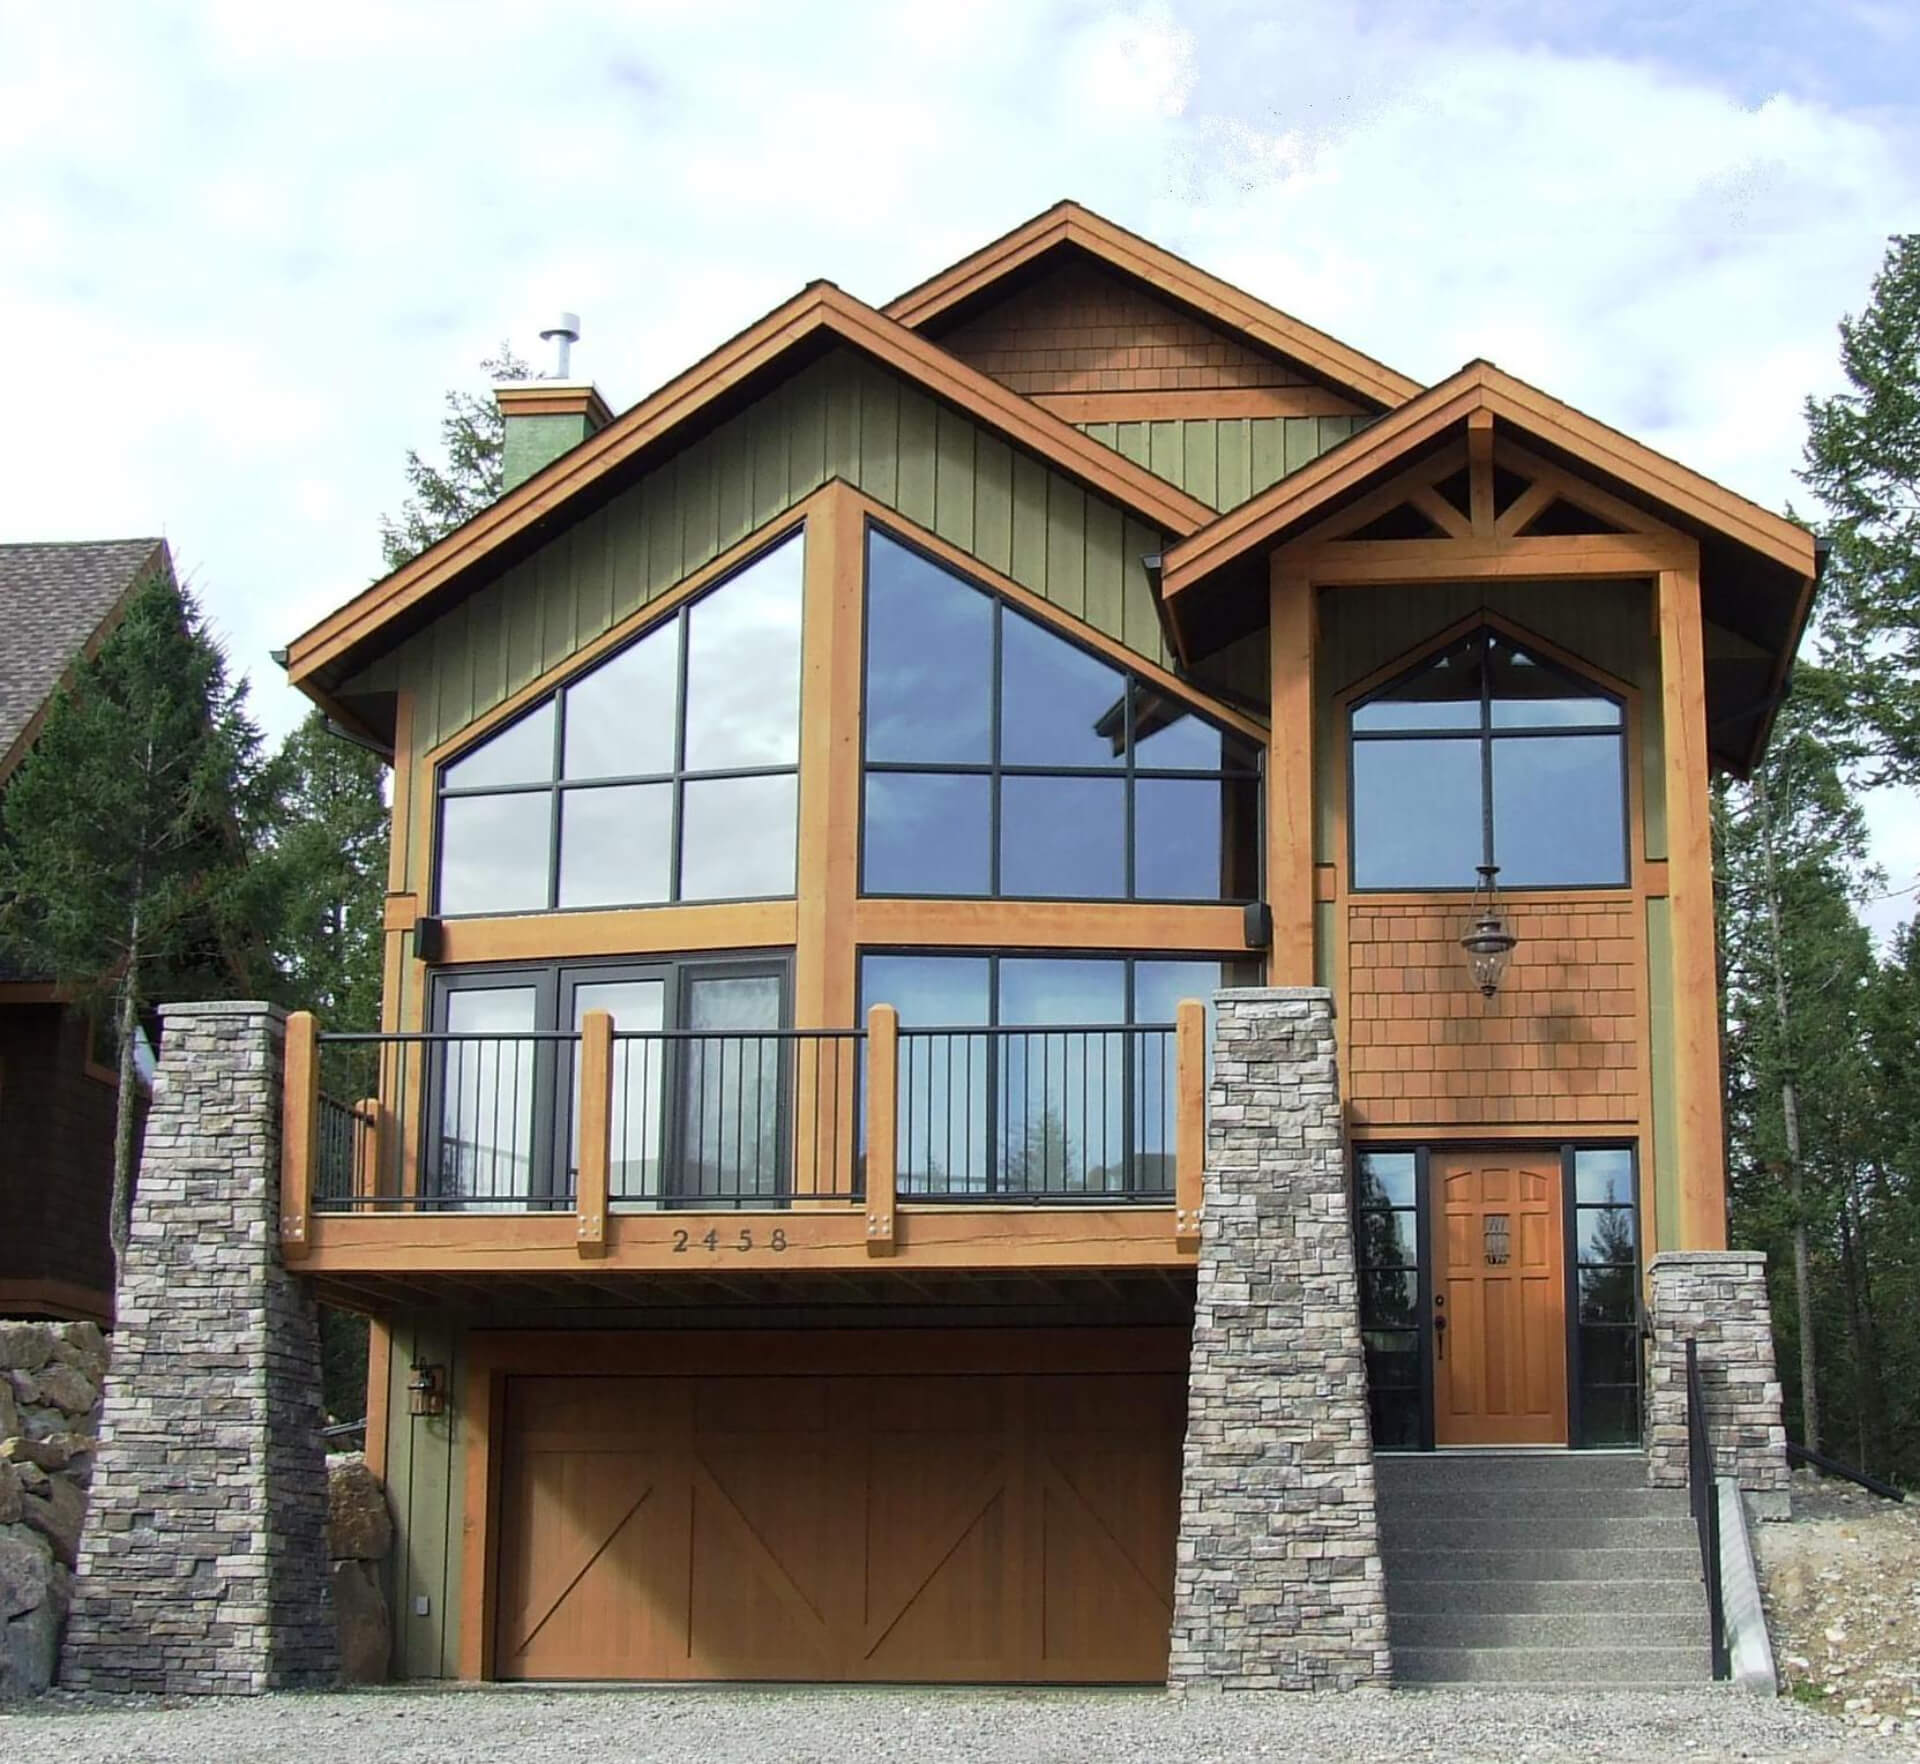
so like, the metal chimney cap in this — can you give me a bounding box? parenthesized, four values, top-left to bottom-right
(539, 312, 581, 343)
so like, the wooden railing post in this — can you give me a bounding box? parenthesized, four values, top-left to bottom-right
(1174, 999, 1206, 1253)
(865, 1003, 898, 1257)
(351, 1098, 382, 1199)
(576, 1009, 613, 1258)
(282, 1010, 319, 1261)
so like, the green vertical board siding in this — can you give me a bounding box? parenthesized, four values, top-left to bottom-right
(1314, 898, 1337, 991)
(1646, 899, 1680, 1254)
(1075, 412, 1366, 511)
(340, 349, 1174, 894)
(386, 1314, 465, 1679)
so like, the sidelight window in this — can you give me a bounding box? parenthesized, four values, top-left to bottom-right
(1349, 628, 1628, 890)
(434, 528, 804, 916)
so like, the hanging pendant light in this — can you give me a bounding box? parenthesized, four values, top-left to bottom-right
(1461, 864, 1518, 997)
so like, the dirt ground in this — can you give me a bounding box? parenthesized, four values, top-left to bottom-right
(1756, 1471, 1920, 1744)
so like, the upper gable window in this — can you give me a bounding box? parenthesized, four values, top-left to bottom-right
(860, 527, 1260, 902)
(435, 529, 804, 916)
(1349, 629, 1627, 891)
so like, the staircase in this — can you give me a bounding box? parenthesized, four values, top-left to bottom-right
(1376, 1452, 1714, 1686)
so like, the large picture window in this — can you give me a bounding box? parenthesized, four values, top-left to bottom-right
(1349, 628, 1628, 891)
(861, 527, 1260, 902)
(434, 529, 804, 916)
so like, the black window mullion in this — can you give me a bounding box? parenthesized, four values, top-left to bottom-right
(670, 608, 690, 904)
(989, 603, 1004, 896)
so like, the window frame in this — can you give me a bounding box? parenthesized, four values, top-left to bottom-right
(430, 526, 806, 919)
(426, 951, 792, 1210)
(1345, 625, 1633, 894)
(857, 519, 1265, 906)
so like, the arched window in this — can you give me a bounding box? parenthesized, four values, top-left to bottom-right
(1349, 628, 1628, 890)
(860, 527, 1260, 901)
(434, 529, 804, 915)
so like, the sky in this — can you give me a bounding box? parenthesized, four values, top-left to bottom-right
(3, 1, 1917, 922)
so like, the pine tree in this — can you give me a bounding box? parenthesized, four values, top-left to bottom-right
(0, 570, 266, 1270)
(379, 346, 530, 570)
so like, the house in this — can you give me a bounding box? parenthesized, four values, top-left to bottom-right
(0, 539, 171, 1325)
(271, 205, 1812, 1687)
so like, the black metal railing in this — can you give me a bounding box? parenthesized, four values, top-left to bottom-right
(1685, 1336, 1731, 1680)
(1785, 1441, 1909, 1503)
(894, 1023, 1177, 1202)
(311, 1025, 864, 1212)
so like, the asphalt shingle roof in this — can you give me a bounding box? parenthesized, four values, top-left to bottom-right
(0, 538, 168, 781)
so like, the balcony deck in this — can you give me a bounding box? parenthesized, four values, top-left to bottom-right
(280, 1004, 1208, 1285)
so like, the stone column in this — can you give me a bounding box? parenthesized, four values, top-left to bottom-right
(1167, 987, 1390, 1691)
(1646, 1250, 1789, 1517)
(60, 1003, 336, 1694)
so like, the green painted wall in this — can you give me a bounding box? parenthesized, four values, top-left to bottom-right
(380, 1314, 466, 1680)
(1314, 579, 1664, 867)
(1078, 415, 1364, 512)
(1646, 898, 1680, 1254)
(501, 412, 596, 492)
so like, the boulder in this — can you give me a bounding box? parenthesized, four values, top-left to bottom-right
(0, 1325, 52, 1375)
(0, 1598, 60, 1699)
(2, 1436, 83, 1474)
(12, 1463, 47, 1496)
(0, 1384, 17, 1445)
(330, 1558, 389, 1684)
(47, 1324, 107, 1383)
(32, 1364, 96, 1419)
(5, 1372, 38, 1408)
(19, 1477, 84, 1568)
(0, 1464, 18, 1527)
(327, 1459, 394, 1563)
(0, 1529, 53, 1622)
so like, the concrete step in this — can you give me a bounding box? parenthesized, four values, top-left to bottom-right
(1387, 1576, 1707, 1615)
(1388, 1608, 1706, 1649)
(1377, 1486, 1690, 1521)
(1375, 1451, 1646, 1493)
(1393, 1644, 1712, 1686)
(1381, 1545, 1702, 1582)
(1378, 1514, 1697, 1552)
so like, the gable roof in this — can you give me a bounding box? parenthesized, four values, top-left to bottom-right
(884, 201, 1423, 412)
(0, 538, 170, 786)
(284, 280, 1214, 709)
(1159, 359, 1818, 775)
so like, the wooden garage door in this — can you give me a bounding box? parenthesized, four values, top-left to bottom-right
(493, 1366, 1184, 1682)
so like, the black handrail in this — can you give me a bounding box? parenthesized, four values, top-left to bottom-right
(1786, 1441, 1908, 1503)
(1685, 1336, 1731, 1681)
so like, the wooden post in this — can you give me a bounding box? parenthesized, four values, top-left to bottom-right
(865, 1003, 898, 1257)
(576, 1009, 613, 1258)
(1467, 408, 1495, 536)
(1174, 999, 1206, 1253)
(1268, 559, 1317, 985)
(351, 1098, 382, 1199)
(281, 1010, 319, 1261)
(1657, 562, 1728, 1250)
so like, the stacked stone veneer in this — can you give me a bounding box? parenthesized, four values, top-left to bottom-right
(1, 1321, 107, 1697)
(1646, 1251, 1790, 1514)
(61, 1002, 336, 1694)
(1167, 988, 1390, 1691)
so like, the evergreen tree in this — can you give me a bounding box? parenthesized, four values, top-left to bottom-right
(0, 571, 265, 1270)
(257, 710, 388, 1029)
(1801, 233, 1920, 780)
(379, 346, 529, 570)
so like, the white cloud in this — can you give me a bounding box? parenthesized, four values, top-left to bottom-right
(1, 0, 1914, 920)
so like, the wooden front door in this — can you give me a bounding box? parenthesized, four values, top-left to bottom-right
(492, 1365, 1183, 1682)
(1431, 1150, 1568, 1446)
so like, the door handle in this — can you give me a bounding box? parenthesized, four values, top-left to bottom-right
(1433, 1305, 1446, 1362)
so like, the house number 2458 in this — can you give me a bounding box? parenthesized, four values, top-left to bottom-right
(671, 1227, 788, 1254)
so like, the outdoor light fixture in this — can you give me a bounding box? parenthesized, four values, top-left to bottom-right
(1460, 864, 1518, 998)
(407, 1360, 448, 1419)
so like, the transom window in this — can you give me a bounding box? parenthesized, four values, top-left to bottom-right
(1349, 628, 1628, 890)
(434, 529, 804, 916)
(860, 527, 1261, 902)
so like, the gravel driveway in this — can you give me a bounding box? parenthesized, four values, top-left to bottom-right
(1, 1685, 1906, 1764)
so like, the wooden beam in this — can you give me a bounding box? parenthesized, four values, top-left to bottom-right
(851, 898, 1248, 955)
(438, 901, 799, 966)
(865, 1003, 898, 1257)
(1174, 999, 1206, 1253)
(1467, 410, 1495, 536)
(1493, 476, 1557, 540)
(1269, 561, 1317, 985)
(1290, 531, 1698, 584)
(281, 1011, 319, 1262)
(457, 1360, 498, 1682)
(575, 1009, 613, 1258)
(363, 1321, 392, 1482)
(1657, 564, 1728, 1250)
(1410, 484, 1473, 541)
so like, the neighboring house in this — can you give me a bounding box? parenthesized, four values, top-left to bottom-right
(276, 205, 1813, 1686)
(0, 538, 170, 1324)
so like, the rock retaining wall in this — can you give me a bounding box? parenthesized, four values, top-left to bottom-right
(0, 1319, 107, 1698)
(1167, 987, 1391, 1691)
